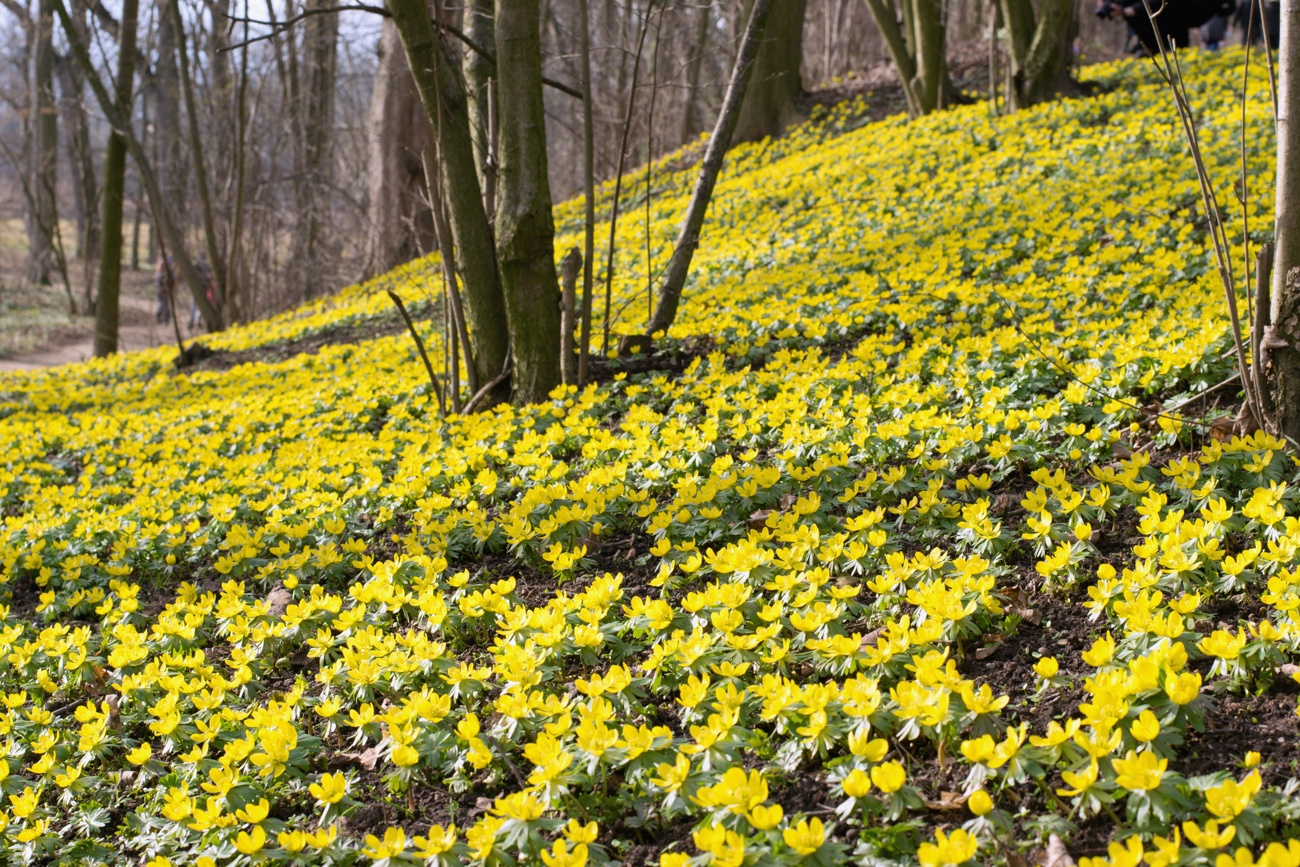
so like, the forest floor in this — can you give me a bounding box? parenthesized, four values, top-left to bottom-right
(0, 217, 177, 370)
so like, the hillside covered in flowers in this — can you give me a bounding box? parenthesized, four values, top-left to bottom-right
(1, 49, 1296, 866)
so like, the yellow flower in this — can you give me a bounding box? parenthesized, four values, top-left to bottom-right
(747, 803, 784, 830)
(363, 826, 408, 859)
(848, 730, 889, 761)
(413, 824, 457, 857)
(842, 768, 872, 798)
(693, 825, 744, 867)
(693, 767, 769, 815)
(126, 743, 152, 766)
(651, 753, 692, 792)
(918, 828, 978, 867)
(234, 798, 270, 824)
(968, 790, 993, 816)
(562, 819, 598, 844)
(1034, 657, 1060, 678)
(871, 761, 906, 793)
(234, 825, 266, 855)
(1082, 633, 1115, 667)
(1057, 761, 1099, 797)
(1182, 819, 1235, 849)
(540, 839, 589, 867)
(1204, 772, 1261, 820)
(490, 791, 545, 822)
(309, 771, 348, 805)
(1166, 671, 1201, 705)
(1112, 749, 1167, 792)
(782, 817, 825, 856)
(9, 786, 38, 820)
(1131, 710, 1160, 743)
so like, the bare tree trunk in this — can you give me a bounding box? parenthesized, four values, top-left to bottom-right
(297, 0, 339, 295)
(998, 0, 1073, 109)
(1270, 0, 1300, 440)
(646, 0, 776, 337)
(861, 0, 920, 114)
(365, 18, 434, 273)
(494, 0, 563, 403)
(55, 53, 97, 266)
(679, 0, 712, 144)
(859, 0, 951, 115)
(170, 0, 226, 309)
(578, 0, 596, 385)
(911, 0, 947, 109)
(387, 0, 511, 403)
(92, 0, 138, 356)
(25, 0, 57, 285)
(463, 0, 495, 200)
(734, 0, 805, 142)
(154, 0, 185, 208)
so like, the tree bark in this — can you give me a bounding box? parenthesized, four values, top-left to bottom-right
(999, 0, 1074, 109)
(297, 0, 339, 295)
(55, 52, 97, 266)
(387, 0, 511, 403)
(860, 0, 922, 115)
(365, 18, 435, 274)
(494, 0, 563, 403)
(859, 0, 953, 115)
(154, 0, 185, 207)
(578, 0, 595, 385)
(646, 0, 776, 337)
(92, 0, 138, 356)
(679, 0, 712, 144)
(910, 0, 947, 110)
(463, 0, 495, 201)
(171, 0, 226, 311)
(25, 0, 57, 285)
(734, 0, 805, 142)
(1270, 0, 1300, 441)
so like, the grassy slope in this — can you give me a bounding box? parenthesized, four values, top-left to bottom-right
(0, 50, 1295, 866)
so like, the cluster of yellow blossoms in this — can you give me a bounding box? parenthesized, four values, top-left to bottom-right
(0, 46, 1296, 867)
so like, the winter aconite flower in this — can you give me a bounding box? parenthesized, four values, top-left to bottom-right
(1113, 750, 1167, 792)
(917, 828, 978, 867)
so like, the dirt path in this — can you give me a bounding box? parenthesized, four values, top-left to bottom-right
(0, 296, 182, 373)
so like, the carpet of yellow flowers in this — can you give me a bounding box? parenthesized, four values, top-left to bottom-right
(1, 48, 1297, 867)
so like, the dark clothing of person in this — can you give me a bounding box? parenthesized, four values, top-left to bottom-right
(1235, 0, 1280, 47)
(1201, 13, 1228, 47)
(1099, 0, 1237, 54)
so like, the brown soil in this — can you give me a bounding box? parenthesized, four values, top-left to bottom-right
(178, 310, 410, 373)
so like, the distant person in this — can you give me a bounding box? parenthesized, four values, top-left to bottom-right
(1235, 0, 1280, 46)
(1201, 13, 1229, 47)
(155, 255, 219, 332)
(1096, 0, 1237, 53)
(154, 256, 174, 325)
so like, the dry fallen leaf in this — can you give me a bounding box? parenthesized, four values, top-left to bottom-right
(747, 510, 772, 530)
(1210, 417, 1236, 442)
(265, 584, 291, 617)
(974, 643, 1001, 660)
(1041, 834, 1076, 867)
(922, 790, 968, 810)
